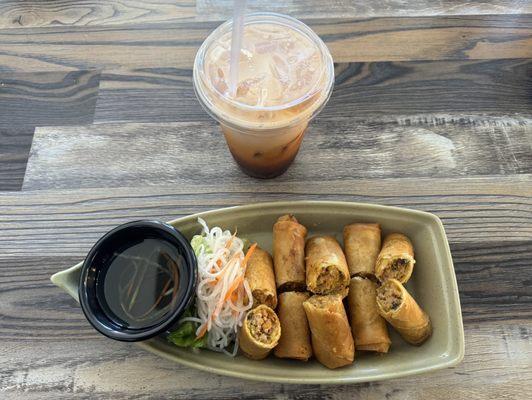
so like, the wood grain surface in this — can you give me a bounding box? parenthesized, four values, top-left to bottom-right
(91, 59, 532, 124)
(0, 182, 530, 397)
(0, 70, 100, 128)
(0, 320, 527, 399)
(1, 14, 531, 74)
(1, 0, 529, 29)
(0, 128, 33, 191)
(0, 0, 531, 398)
(0, 0, 196, 29)
(197, 0, 532, 20)
(23, 115, 532, 191)
(1, 176, 530, 257)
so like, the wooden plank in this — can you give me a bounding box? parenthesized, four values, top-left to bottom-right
(0, 70, 100, 128)
(23, 115, 532, 191)
(93, 68, 202, 123)
(92, 59, 532, 124)
(0, 256, 530, 398)
(0, 0, 196, 29)
(0, 128, 33, 191)
(317, 15, 532, 62)
(452, 240, 531, 322)
(0, 15, 530, 72)
(198, 0, 532, 21)
(1, 177, 531, 257)
(0, 0, 529, 30)
(330, 59, 532, 116)
(0, 325, 528, 399)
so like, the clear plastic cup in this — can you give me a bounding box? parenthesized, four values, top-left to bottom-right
(193, 12, 334, 178)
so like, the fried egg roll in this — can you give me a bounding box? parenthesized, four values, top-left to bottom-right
(375, 233, 415, 283)
(273, 215, 308, 292)
(274, 291, 312, 361)
(376, 279, 432, 345)
(238, 305, 281, 360)
(347, 276, 391, 353)
(303, 294, 355, 369)
(245, 246, 277, 309)
(343, 223, 381, 277)
(305, 236, 350, 295)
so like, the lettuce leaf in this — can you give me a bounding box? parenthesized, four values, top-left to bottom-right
(190, 234, 211, 256)
(167, 308, 206, 349)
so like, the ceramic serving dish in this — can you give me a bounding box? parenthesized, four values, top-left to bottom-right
(51, 201, 464, 384)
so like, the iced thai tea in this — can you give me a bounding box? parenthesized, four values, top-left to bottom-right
(193, 13, 334, 178)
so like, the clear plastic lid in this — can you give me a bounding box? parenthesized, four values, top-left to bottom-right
(193, 13, 335, 132)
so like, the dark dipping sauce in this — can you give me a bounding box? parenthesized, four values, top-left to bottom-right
(99, 238, 182, 329)
(79, 220, 196, 342)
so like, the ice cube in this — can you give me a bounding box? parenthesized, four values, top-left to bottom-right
(255, 41, 277, 54)
(235, 74, 266, 105)
(264, 77, 285, 105)
(269, 53, 289, 86)
(236, 80, 250, 97)
(213, 78, 228, 95)
(293, 53, 319, 87)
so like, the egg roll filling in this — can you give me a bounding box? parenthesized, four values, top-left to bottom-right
(377, 281, 403, 311)
(315, 265, 346, 293)
(252, 290, 276, 309)
(247, 307, 278, 344)
(381, 257, 412, 282)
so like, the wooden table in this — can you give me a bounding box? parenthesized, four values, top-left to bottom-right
(0, 1, 531, 399)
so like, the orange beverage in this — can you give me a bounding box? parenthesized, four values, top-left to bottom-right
(193, 13, 334, 178)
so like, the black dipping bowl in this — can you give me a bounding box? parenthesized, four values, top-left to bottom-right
(79, 220, 197, 342)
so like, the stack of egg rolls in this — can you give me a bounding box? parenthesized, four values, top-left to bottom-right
(302, 234, 354, 367)
(240, 246, 281, 360)
(344, 225, 431, 348)
(273, 216, 355, 367)
(343, 223, 391, 353)
(374, 233, 431, 345)
(272, 215, 313, 361)
(240, 215, 432, 366)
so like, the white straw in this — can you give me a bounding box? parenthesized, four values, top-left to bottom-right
(228, 0, 246, 96)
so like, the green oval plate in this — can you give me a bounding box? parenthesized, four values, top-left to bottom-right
(51, 201, 464, 384)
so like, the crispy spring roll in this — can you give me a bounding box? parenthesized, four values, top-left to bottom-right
(238, 305, 281, 360)
(303, 294, 355, 369)
(347, 276, 391, 353)
(245, 247, 277, 309)
(273, 215, 308, 292)
(376, 279, 432, 345)
(343, 223, 381, 277)
(274, 292, 312, 361)
(375, 233, 415, 283)
(305, 236, 350, 295)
